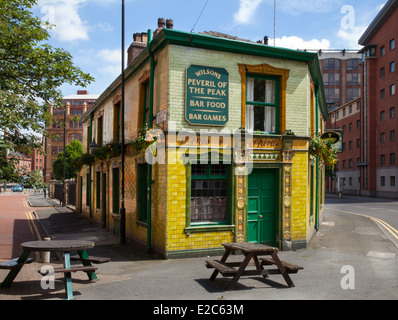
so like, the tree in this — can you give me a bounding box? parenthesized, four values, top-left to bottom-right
(0, 0, 93, 180)
(52, 139, 83, 181)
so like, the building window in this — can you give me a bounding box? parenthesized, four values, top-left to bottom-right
(349, 122, 352, 131)
(381, 176, 385, 187)
(380, 67, 385, 78)
(323, 58, 340, 71)
(380, 111, 385, 121)
(349, 141, 353, 150)
(245, 76, 279, 133)
(390, 61, 395, 73)
(69, 133, 83, 143)
(391, 153, 396, 165)
(51, 147, 58, 155)
(357, 139, 361, 148)
(357, 119, 361, 129)
(112, 167, 120, 214)
(390, 130, 395, 142)
(380, 132, 385, 143)
(380, 46, 385, 56)
(349, 159, 353, 168)
(97, 116, 103, 147)
(136, 163, 148, 222)
(390, 39, 395, 50)
(96, 171, 101, 210)
(381, 154, 386, 165)
(390, 84, 395, 96)
(391, 176, 396, 187)
(190, 164, 229, 224)
(381, 89, 385, 100)
(113, 102, 121, 142)
(390, 107, 395, 118)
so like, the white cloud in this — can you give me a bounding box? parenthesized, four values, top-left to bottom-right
(271, 36, 330, 50)
(38, 0, 89, 42)
(233, 0, 264, 24)
(268, 0, 340, 16)
(336, 25, 367, 49)
(97, 49, 124, 77)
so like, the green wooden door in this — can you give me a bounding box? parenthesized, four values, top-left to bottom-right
(247, 169, 277, 245)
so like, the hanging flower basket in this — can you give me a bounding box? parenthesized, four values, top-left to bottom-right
(309, 134, 338, 169)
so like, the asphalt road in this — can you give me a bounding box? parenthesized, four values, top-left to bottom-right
(325, 194, 398, 248)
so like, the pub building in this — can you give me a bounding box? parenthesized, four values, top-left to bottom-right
(78, 21, 328, 258)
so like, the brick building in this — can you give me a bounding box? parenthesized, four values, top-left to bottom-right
(358, 0, 398, 198)
(44, 90, 98, 183)
(78, 20, 328, 257)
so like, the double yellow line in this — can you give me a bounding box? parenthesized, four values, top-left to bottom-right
(331, 209, 398, 241)
(25, 211, 42, 241)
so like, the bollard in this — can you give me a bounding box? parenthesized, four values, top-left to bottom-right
(42, 237, 51, 263)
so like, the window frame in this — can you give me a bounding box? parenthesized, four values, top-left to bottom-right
(245, 74, 280, 134)
(184, 161, 235, 235)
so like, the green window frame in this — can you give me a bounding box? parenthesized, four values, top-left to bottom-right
(245, 75, 280, 134)
(189, 163, 231, 226)
(112, 167, 120, 214)
(136, 163, 148, 223)
(96, 171, 101, 210)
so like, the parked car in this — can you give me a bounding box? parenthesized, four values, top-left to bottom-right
(12, 185, 23, 192)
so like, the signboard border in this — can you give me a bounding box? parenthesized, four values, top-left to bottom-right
(185, 64, 229, 127)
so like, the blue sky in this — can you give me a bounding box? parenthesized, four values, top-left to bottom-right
(32, 0, 387, 98)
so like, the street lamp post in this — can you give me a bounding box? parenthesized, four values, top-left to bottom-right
(120, 0, 126, 245)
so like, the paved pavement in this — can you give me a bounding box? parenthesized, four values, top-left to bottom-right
(1, 193, 398, 301)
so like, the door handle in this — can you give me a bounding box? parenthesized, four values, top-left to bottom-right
(258, 215, 263, 219)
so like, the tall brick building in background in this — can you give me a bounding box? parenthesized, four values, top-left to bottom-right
(357, 0, 398, 198)
(44, 90, 98, 183)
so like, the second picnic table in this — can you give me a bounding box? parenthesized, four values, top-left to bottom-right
(206, 242, 303, 290)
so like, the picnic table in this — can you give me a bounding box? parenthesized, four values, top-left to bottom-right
(0, 240, 110, 300)
(206, 242, 303, 290)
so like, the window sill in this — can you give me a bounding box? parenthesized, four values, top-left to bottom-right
(184, 224, 235, 236)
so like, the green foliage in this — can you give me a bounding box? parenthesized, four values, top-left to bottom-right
(92, 141, 122, 160)
(0, 0, 93, 177)
(309, 134, 338, 171)
(52, 140, 83, 181)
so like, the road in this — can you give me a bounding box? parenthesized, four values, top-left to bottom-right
(0, 192, 45, 261)
(325, 194, 398, 248)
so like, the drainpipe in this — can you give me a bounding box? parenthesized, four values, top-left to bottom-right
(89, 113, 93, 219)
(146, 29, 155, 252)
(315, 88, 320, 230)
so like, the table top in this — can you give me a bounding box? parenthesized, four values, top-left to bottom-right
(222, 242, 278, 253)
(21, 240, 95, 252)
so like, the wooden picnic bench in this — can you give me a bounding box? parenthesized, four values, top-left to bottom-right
(206, 242, 303, 290)
(0, 240, 108, 300)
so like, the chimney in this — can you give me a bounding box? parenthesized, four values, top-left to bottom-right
(77, 90, 89, 95)
(263, 36, 269, 45)
(127, 32, 148, 65)
(166, 19, 173, 29)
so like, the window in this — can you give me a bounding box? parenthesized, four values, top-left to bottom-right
(390, 107, 395, 118)
(381, 176, 385, 186)
(69, 133, 83, 143)
(349, 104, 352, 114)
(51, 147, 58, 155)
(391, 153, 396, 165)
(97, 116, 103, 147)
(349, 159, 353, 168)
(349, 122, 352, 131)
(113, 102, 121, 142)
(391, 176, 396, 187)
(357, 139, 361, 148)
(390, 84, 395, 96)
(112, 167, 120, 214)
(141, 81, 150, 128)
(357, 120, 361, 129)
(381, 154, 386, 165)
(381, 89, 385, 100)
(380, 132, 385, 143)
(349, 141, 353, 150)
(323, 58, 340, 71)
(137, 163, 148, 222)
(380, 111, 385, 121)
(190, 164, 230, 224)
(390, 39, 395, 50)
(380, 46, 385, 56)
(390, 61, 395, 73)
(245, 76, 279, 133)
(390, 130, 395, 142)
(96, 172, 101, 210)
(346, 59, 360, 70)
(380, 67, 385, 78)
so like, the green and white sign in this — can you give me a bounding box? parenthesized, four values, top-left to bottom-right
(185, 65, 229, 126)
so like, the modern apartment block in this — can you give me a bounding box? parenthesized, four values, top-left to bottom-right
(358, 0, 398, 198)
(44, 90, 98, 183)
(317, 50, 362, 110)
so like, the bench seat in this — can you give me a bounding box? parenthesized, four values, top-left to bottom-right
(70, 255, 110, 264)
(260, 257, 303, 273)
(38, 265, 97, 276)
(205, 260, 237, 276)
(0, 258, 34, 270)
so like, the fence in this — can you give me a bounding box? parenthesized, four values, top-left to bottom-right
(49, 180, 77, 207)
